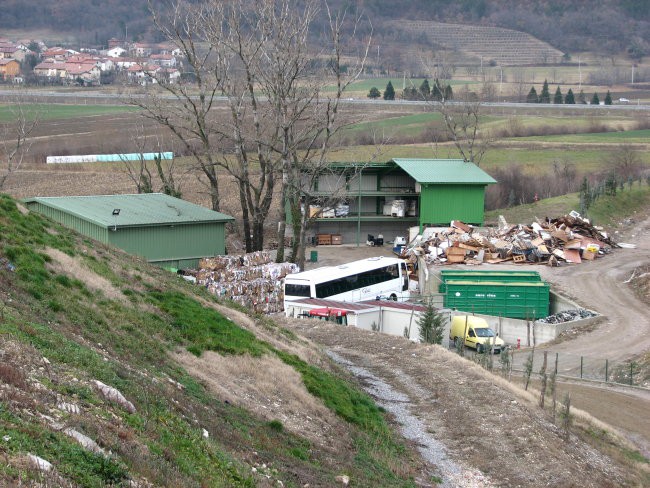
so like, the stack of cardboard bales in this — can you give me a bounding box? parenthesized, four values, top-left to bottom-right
(197, 251, 299, 313)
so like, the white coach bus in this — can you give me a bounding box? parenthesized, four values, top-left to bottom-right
(283, 256, 410, 308)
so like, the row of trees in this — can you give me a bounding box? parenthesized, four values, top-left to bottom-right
(526, 80, 613, 105)
(367, 79, 454, 101)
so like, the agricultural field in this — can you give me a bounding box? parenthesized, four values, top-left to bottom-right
(0, 103, 137, 122)
(1, 95, 648, 217)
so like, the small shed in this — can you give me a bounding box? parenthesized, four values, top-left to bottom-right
(23, 193, 234, 269)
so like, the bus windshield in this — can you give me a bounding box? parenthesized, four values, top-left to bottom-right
(284, 283, 311, 297)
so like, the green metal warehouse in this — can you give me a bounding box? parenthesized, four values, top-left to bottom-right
(23, 193, 234, 269)
(309, 158, 497, 245)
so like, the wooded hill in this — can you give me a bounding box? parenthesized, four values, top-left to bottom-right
(2, 0, 648, 60)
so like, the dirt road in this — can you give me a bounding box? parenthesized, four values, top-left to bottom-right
(533, 216, 650, 362)
(282, 317, 632, 487)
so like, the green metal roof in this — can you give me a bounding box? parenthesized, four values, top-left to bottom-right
(391, 158, 497, 185)
(23, 193, 234, 228)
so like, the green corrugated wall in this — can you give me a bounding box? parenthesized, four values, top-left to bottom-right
(108, 223, 226, 267)
(419, 184, 486, 225)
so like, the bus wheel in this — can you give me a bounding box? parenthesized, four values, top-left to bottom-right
(390, 294, 397, 301)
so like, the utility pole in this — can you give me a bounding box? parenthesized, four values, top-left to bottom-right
(578, 56, 582, 90)
(499, 66, 503, 95)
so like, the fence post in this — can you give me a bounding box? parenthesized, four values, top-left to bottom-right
(580, 356, 583, 379)
(605, 359, 608, 382)
(630, 362, 634, 386)
(555, 352, 558, 375)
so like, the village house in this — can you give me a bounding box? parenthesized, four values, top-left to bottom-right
(114, 58, 140, 70)
(0, 58, 20, 80)
(107, 38, 128, 50)
(106, 46, 127, 58)
(33, 60, 67, 79)
(148, 66, 180, 84)
(131, 42, 153, 57)
(0, 44, 28, 62)
(149, 53, 176, 68)
(126, 63, 147, 83)
(65, 62, 101, 85)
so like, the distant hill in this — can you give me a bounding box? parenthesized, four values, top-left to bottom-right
(1, 0, 648, 62)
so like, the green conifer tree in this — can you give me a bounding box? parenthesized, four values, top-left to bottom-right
(565, 88, 575, 104)
(591, 92, 600, 105)
(539, 79, 551, 103)
(383, 81, 395, 100)
(553, 86, 563, 104)
(604, 90, 612, 105)
(444, 84, 453, 100)
(368, 86, 381, 99)
(526, 87, 538, 103)
(419, 79, 431, 99)
(417, 298, 445, 345)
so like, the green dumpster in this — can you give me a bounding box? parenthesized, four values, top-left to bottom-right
(310, 250, 318, 262)
(443, 280, 550, 319)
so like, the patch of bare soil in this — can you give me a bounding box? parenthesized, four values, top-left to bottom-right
(45, 247, 125, 302)
(279, 317, 634, 487)
(173, 350, 350, 453)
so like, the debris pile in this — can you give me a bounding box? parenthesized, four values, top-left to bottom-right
(401, 213, 618, 266)
(197, 251, 299, 313)
(537, 309, 599, 324)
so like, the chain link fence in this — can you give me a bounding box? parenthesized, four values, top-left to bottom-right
(510, 349, 648, 388)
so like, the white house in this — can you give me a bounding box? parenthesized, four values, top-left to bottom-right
(106, 46, 127, 58)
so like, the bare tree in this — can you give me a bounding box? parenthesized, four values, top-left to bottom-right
(132, 1, 225, 211)
(607, 144, 643, 180)
(273, 4, 372, 268)
(439, 92, 492, 166)
(143, 0, 370, 257)
(0, 93, 39, 190)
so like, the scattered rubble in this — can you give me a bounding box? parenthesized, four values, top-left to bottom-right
(197, 251, 299, 313)
(63, 428, 107, 456)
(93, 380, 136, 414)
(400, 213, 618, 266)
(27, 454, 53, 472)
(537, 309, 599, 324)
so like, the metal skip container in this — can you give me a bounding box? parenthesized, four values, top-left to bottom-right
(443, 280, 550, 319)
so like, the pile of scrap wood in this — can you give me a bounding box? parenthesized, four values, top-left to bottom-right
(400, 213, 618, 266)
(197, 251, 299, 313)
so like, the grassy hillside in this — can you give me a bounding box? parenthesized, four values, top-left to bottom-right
(0, 194, 423, 487)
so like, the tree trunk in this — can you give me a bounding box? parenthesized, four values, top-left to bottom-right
(238, 181, 252, 253)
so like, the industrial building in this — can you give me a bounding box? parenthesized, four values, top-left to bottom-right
(309, 158, 496, 245)
(23, 193, 234, 269)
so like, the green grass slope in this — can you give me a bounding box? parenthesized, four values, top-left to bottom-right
(0, 194, 422, 487)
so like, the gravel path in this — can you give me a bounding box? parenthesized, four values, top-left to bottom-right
(327, 351, 493, 488)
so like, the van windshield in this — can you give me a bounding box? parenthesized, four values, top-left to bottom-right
(474, 328, 495, 338)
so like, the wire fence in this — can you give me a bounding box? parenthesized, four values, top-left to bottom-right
(510, 349, 647, 388)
